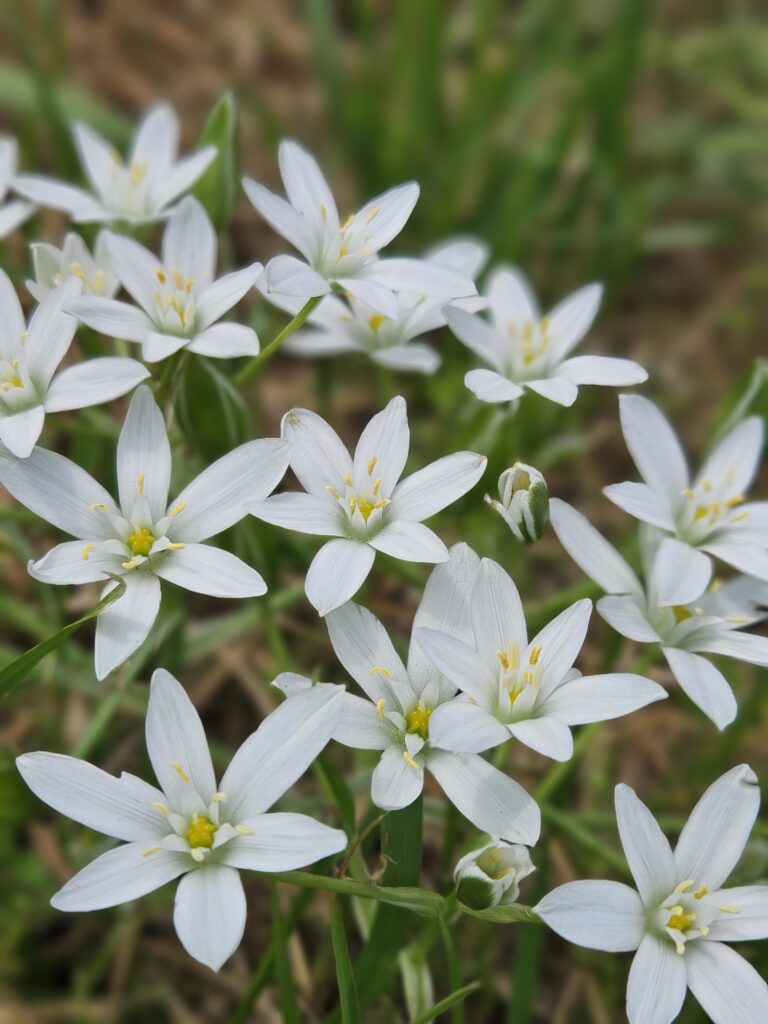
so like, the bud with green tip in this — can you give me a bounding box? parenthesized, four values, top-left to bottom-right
(454, 840, 535, 910)
(485, 462, 549, 543)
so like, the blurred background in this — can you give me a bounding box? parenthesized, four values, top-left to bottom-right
(0, 1, 766, 1021)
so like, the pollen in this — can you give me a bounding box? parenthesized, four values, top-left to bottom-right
(371, 666, 392, 677)
(171, 761, 190, 782)
(211, 792, 228, 802)
(667, 909, 696, 932)
(368, 314, 386, 332)
(376, 698, 386, 719)
(672, 605, 692, 623)
(152, 802, 170, 815)
(405, 703, 432, 740)
(694, 884, 708, 899)
(186, 813, 217, 849)
(343, 471, 353, 487)
(529, 644, 542, 665)
(141, 845, 162, 857)
(674, 879, 695, 893)
(155, 268, 167, 284)
(127, 526, 155, 556)
(403, 750, 420, 770)
(89, 502, 110, 512)
(69, 261, 85, 280)
(81, 544, 94, 560)
(718, 904, 740, 914)
(169, 501, 186, 517)
(235, 824, 254, 835)
(367, 456, 378, 475)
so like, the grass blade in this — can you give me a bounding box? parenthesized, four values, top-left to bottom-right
(331, 897, 361, 1024)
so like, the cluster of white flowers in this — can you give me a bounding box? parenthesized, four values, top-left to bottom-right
(1, 102, 766, 1020)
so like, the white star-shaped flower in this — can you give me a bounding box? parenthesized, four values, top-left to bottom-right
(17, 669, 346, 971)
(28, 230, 118, 303)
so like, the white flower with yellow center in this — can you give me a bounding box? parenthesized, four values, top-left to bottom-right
(0, 271, 148, 459)
(16, 669, 346, 971)
(13, 104, 216, 224)
(319, 545, 540, 843)
(535, 766, 768, 1024)
(550, 499, 768, 730)
(415, 556, 665, 762)
(0, 386, 290, 678)
(247, 396, 487, 615)
(68, 197, 262, 363)
(243, 140, 477, 317)
(28, 230, 118, 303)
(0, 135, 34, 237)
(444, 265, 647, 406)
(605, 395, 768, 582)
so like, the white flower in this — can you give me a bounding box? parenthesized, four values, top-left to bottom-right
(28, 230, 118, 303)
(320, 544, 541, 842)
(535, 765, 768, 1024)
(13, 104, 216, 225)
(0, 386, 290, 678)
(67, 197, 262, 363)
(0, 136, 34, 237)
(247, 395, 487, 615)
(605, 395, 768, 582)
(454, 839, 535, 910)
(16, 669, 346, 971)
(485, 462, 550, 543)
(273, 237, 489, 374)
(0, 272, 148, 459)
(550, 499, 768, 730)
(414, 556, 666, 762)
(444, 265, 647, 406)
(242, 140, 477, 317)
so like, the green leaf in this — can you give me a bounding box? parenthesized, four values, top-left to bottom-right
(399, 945, 434, 1019)
(261, 871, 444, 918)
(409, 982, 481, 1024)
(708, 359, 768, 448)
(191, 91, 238, 230)
(270, 881, 300, 1024)
(459, 903, 541, 925)
(331, 898, 361, 1024)
(0, 577, 126, 699)
(175, 355, 250, 460)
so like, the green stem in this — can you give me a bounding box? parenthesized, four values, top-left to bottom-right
(153, 350, 186, 410)
(438, 917, 466, 1024)
(235, 296, 322, 385)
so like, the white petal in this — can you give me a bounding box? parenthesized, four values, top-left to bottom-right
(263, 254, 330, 297)
(650, 538, 712, 606)
(597, 596, 661, 643)
(155, 544, 266, 598)
(352, 395, 409, 495)
(674, 763, 759, 889)
(283, 328, 360, 357)
(0, 445, 116, 539)
(161, 196, 216, 290)
(706, 885, 768, 942)
(428, 750, 540, 844)
(618, 395, 689, 497)
(534, 880, 645, 952)
(141, 330, 189, 364)
(368, 256, 475, 298)
(221, 812, 346, 872)
(173, 865, 246, 971)
(445, 307, 504, 371)
(107, 233, 161, 314)
(371, 343, 440, 374)
(701, 541, 768, 582)
(0, 267, 26, 352)
(524, 376, 579, 407)
(131, 104, 179, 173)
(45, 358, 150, 412)
(188, 323, 261, 361)
(145, 667, 217, 807)
(603, 481, 677, 531)
(486, 265, 539, 330)
(117, 386, 170, 522)
(693, 630, 768, 666)
(25, 278, 81, 389)
(697, 416, 764, 497)
(28, 540, 122, 584)
(371, 746, 424, 810)
(353, 183, 419, 251)
(332, 693, 393, 749)
(0, 405, 45, 459)
(626, 934, 687, 1024)
(278, 139, 339, 235)
(425, 236, 489, 279)
(171, 438, 290, 542)
(11, 175, 104, 220)
(196, 265, 262, 330)
(465, 368, 523, 403)
(220, 684, 344, 818)
(305, 539, 376, 615)
(52, 842, 186, 912)
(415, 628, 496, 704)
(662, 647, 737, 730)
(325, 600, 408, 701)
(247, 491, 345, 537)
(390, 451, 486, 522)
(150, 147, 216, 211)
(528, 599, 592, 700)
(549, 498, 641, 596)
(0, 198, 34, 237)
(428, 700, 510, 754)
(72, 121, 117, 201)
(557, 355, 647, 387)
(472, 557, 527, 675)
(686, 940, 768, 1024)
(369, 521, 447, 563)
(507, 717, 574, 761)
(281, 406, 352, 498)
(67, 297, 154, 342)
(614, 783, 677, 905)
(95, 573, 162, 680)
(543, 673, 667, 728)
(242, 179, 313, 256)
(334, 275, 399, 317)
(16, 751, 166, 842)
(546, 283, 603, 362)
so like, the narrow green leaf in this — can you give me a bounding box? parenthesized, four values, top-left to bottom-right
(176, 355, 250, 460)
(399, 944, 434, 1019)
(459, 903, 541, 925)
(409, 982, 481, 1024)
(708, 358, 768, 447)
(191, 91, 239, 229)
(331, 898, 361, 1024)
(259, 870, 444, 917)
(271, 881, 300, 1024)
(0, 577, 126, 699)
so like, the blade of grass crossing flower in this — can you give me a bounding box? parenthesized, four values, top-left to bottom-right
(270, 881, 301, 1024)
(0, 577, 126, 698)
(235, 296, 323, 385)
(331, 898, 361, 1024)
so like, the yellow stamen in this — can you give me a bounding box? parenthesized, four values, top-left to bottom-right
(376, 698, 386, 719)
(730, 511, 749, 523)
(69, 261, 85, 280)
(152, 802, 169, 815)
(186, 813, 216, 849)
(724, 495, 745, 508)
(693, 883, 709, 899)
(172, 269, 184, 290)
(343, 471, 353, 487)
(675, 940, 685, 955)
(367, 456, 378, 475)
(672, 605, 692, 623)
(724, 615, 749, 624)
(171, 761, 190, 783)
(89, 502, 109, 512)
(403, 750, 420, 770)
(212, 792, 228, 802)
(164, 541, 186, 551)
(681, 488, 695, 499)
(141, 845, 161, 857)
(405, 704, 432, 740)
(529, 644, 542, 666)
(675, 879, 695, 893)
(718, 904, 740, 914)
(326, 484, 341, 500)
(169, 501, 186, 517)
(497, 649, 510, 670)
(368, 314, 386, 332)
(137, 472, 145, 496)
(371, 666, 392, 677)
(364, 205, 380, 224)
(155, 268, 167, 284)
(92, 270, 105, 294)
(319, 203, 327, 222)
(235, 825, 254, 835)
(81, 544, 94, 561)
(667, 909, 696, 932)
(372, 477, 382, 496)
(708, 578, 722, 594)
(191, 848, 205, 862)
(121, 558, 141, 570)
(127, 526, 155, 557)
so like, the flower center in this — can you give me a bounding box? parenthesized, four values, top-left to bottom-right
(405, 702, 432, 740)
(326, 456, 391, 529)
(496, 642, 542, 710)
(128, 526, 155, 556)
(508, 317, 553, 370)
(672, 605, 693, 623)
(0, 357, 24, 392)
(153, 266, 196, 331)
(185, 813, 217, 849)
(679, 480, 748, 540)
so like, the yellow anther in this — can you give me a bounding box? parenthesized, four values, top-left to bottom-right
(129, 159, 148, 185)
(700, 925, 710, 935)
(169, 501, 186, 517)
(701, 478, 713, 492)
(497, 649, 510, 670)
(81, 544, 94, 561)
(92, 270, 105, 294)
(326, 484, 341, 500)
(371, 666, 392, 677)
(667, 909, 696, 932)
(343, 471, 353, 487)
(186, 813, 216, 849)
(319, 202, 327, 222)
(121, 558, 141, 570)
(341, 213, 355, 230)
(155, 268, 167, 284)
(681, 488, 695, 499)
(368, 314, 386, 332)
(152, 802, 169, 815)
(190, 848, 206, 862)
(364, 205, 380, 224)
(367, 456, 378, 475)
(235, 824, 254, 835)
(693, 506, 711, 521)
(675, 940, 685, 955)
(137, 472, 145, 495)
(376, 698, 386, 719)
(171, 761, 190, 782)
(718, 904, 740, 914)
(403, 750, 420, 770)
(529, 644, 542, 666)
(672, 605, 692, 623)
(708, 578, 722, 594)
(372, 477, 382, 496)
(185, 277, 195, 293)
(69, 261, 85, 280)
(338, 245, 348, 260)
(724, 615, 749, 624)
(141, 845, 162, 857)
(172, 269, 184, 290)
(127, 526, 155, 557)
(212, 792, 228, 802)
(730, 511, 749, 523)
(675, 879, 695, 893)
(164, 542, 186, 551)
(373, 499, 390, 511)
(724, 495, 745, 508)
(523, 670, 536, 686)
(89, 502, 109, 511)
(405, 704, 432, 740)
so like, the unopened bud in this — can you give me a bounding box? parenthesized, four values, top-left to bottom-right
(454, 840, 535, 910)
(485, 462, 549, 543)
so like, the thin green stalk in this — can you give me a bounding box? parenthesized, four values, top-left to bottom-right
(438, 918, 466, 1024)
(271, 881, 301, 1023)
(235, 296, 322, 385)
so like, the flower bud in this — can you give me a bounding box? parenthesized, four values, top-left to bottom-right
(454, 841, 535, 910)
(485, 462, 549, 543)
